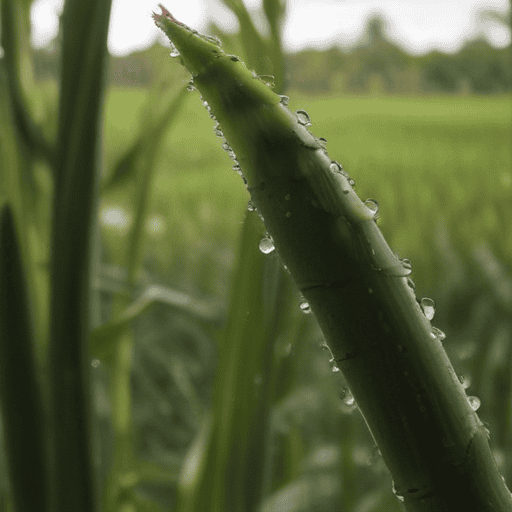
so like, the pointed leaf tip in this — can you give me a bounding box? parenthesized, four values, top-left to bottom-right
(157, 3, 171, 18)
(152, 4, 186, 28)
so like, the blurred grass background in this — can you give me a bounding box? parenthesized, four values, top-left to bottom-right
(1, 0, 511, 510)
(100, 86, 511, 294)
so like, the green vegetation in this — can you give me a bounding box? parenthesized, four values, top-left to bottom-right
(0, 0, 511, 510)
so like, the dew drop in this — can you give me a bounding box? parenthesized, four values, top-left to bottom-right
(339, 387, 355, 406)
(328, 357, 340, 372)
(420, 297, 436, 320)
(170, 47, 180, 58)
(329, 161, 341, 173)
(258, 75, 275, 88)
(222, 142, 237, 160)
(431, 326, 446, 341)
(406, 277, 416, 290)
(336, 164, 355, 187)
(278, 95, 289, 106)
(295, 109, 311, 127)
(401, 258, 412, 271)
(229, 55, 240, 61)
(91, 359, 100, 368)
(468, 396, 481, 411)
(213, 124, 223, 136)
(392, 482, 405, 502)
(299, 300, 311, 314)
(247, 200, 256, 212)
(317, 137, 327, 148)
(364, 199, 379, 217)
(259, 236, 275, 254)
(232, 164, 243, 176)
(187, 80, 196, 92)
(459, 374, 471, 389)
(204, 34, 222, 46)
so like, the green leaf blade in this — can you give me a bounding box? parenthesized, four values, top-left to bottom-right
(0, 204, 50, 512)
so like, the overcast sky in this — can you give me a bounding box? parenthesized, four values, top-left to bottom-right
(30, 0, 511, 56)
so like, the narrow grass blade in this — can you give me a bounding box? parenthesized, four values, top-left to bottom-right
(262, 0, 287, 92)
(48, 0, 113, 509)
(178, 211, 299, 512)
(219, 0, 270, 74)
(154, 9, 512, 510)
(0, 204, 49, 512)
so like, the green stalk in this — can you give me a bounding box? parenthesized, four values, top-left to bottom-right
(0, 204, 49, 512)
(48, 0, 112, 509)
(1, 0, 50, 355)
(153, 7, 512, 511)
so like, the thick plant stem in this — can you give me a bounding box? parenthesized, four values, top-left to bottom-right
(153, 7, 512, 511)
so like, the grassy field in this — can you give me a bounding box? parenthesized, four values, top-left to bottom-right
(102, 88, 511, 298)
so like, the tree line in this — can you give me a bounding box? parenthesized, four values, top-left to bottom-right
(33, 13, 511, 95)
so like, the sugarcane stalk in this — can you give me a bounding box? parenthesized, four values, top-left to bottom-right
(152, 6, 512, 511)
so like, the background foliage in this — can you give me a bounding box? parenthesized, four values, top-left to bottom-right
(0, 0, 511, 511)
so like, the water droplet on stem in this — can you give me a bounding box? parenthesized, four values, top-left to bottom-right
(259, 236, 275, 254)
(420, 297, 436, 320)
(431, 326, 446, 341)
(364, 199, 380, 217)
(299, 300, 311, 314)
(296, 109, 312, 127)
(339, 387, 355, 406)
(468, 396, 481, 411)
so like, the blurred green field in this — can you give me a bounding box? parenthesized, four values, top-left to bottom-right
(101, 88, 512, 299)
